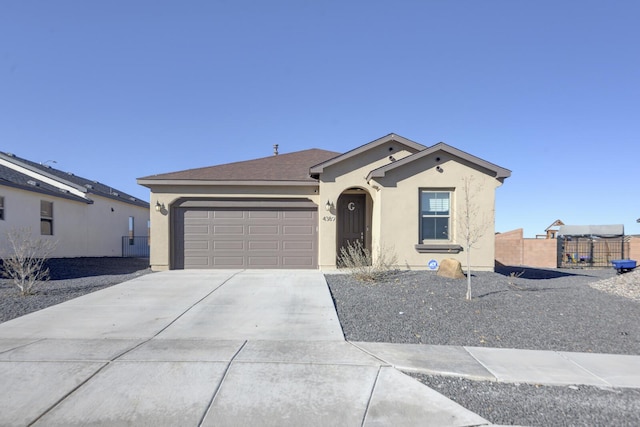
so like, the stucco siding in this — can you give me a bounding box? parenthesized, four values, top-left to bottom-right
(0, 185, 149, 258)
(373, 157, 499, 270)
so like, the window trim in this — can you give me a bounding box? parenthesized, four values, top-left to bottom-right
(414, 243, 463, 254)
(40, 200, 54, 236)
(419, 189, 453, 242)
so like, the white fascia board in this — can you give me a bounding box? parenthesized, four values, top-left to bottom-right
(0, 158, 88, 198)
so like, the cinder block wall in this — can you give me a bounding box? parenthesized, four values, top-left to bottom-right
(495, 228, 557, 268)
(497, 233, 640, 268)
(495, 229, 524, 266)
(523, 239, 557, 267)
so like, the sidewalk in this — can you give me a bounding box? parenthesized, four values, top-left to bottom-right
(353, 342, 640, 389)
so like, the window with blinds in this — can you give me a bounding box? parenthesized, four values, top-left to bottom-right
(420, 191, 450, 241)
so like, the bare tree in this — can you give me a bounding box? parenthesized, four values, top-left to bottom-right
(1, 227, 57, 296)
(458, 176, 492, 300)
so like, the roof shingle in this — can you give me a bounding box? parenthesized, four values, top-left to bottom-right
(139, 149, 340, 182)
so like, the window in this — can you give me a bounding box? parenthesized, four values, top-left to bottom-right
(41, 200, 53, 235)
(128, 216, 135, 245)
(420, 191, 450, 241)
(0, 196, 4, 220)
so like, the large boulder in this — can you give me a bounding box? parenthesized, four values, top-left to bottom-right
(437, 258, 465, 279)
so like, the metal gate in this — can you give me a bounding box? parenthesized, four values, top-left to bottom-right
(122, 236, 150, 257)
(557, 236, 628, 268)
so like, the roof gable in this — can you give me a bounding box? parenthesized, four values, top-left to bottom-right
(309, 133, 425, 177)
(139, 149, 340, 184)
(366, 142, 511, 181)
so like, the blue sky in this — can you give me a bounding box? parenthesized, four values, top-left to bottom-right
(2, 1, 639, 237)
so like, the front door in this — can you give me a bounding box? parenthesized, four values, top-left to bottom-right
(337, 193, 366, 258)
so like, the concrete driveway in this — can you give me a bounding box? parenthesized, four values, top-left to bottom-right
(0, 270, 488, 426)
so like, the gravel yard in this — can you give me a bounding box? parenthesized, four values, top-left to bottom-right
(325, 266, 640, 355)
(0, 257, 152, 323)
(326, 266, 640, 427)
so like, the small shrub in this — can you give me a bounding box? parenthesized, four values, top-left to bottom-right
(507, 270, 526, 290)
(1, 227, 57, 296)
(338, 240, 398, 282)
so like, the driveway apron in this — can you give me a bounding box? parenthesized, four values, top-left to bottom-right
(0, 270, 487, 427)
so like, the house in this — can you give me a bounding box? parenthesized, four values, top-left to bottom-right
(535, 219, 565, 239)
(0, 152, 150, 258)
(138, 133, 510, 271)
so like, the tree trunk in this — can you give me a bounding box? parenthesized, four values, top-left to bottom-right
(465, 243, 472, 300)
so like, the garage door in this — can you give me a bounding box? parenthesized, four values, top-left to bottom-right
(173, 201, 318, 269)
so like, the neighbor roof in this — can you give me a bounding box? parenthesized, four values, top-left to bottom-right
(558, 224, 625, 237)
(0, 163, 89, 204)
(0, 152, 149, 207)
(138, 149, 340, 185)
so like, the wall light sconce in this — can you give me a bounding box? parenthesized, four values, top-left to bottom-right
(436, 166, 443, 173)
(325, 200, 334, 211)
(155, 201, 165, 212)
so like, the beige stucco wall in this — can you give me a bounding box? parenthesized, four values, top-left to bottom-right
(316, 143, 419, 269)
(317, 143, 501, 271)
(370, 154, 500, 271)
(0, 185, 149, 258)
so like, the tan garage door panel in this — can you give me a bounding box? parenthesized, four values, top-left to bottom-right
(175, 207, 317, 269)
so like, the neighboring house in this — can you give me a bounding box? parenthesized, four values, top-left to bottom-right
(0, 152, 150, 258)
(535, 219, 565, 239)
(138, 133, 510, 271)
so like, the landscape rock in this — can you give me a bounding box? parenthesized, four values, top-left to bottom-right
(436, 258, 465, 279)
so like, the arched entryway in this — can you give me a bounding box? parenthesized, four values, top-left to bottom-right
(336, 189, 372, 263)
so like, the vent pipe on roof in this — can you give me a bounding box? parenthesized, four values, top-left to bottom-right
(273, 144, 279, 156)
